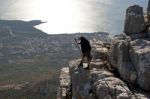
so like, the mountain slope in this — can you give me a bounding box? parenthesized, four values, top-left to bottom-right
(0, 20, 111, 84)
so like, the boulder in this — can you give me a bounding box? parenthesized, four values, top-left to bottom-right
(57, 58, 149, 99)
(148, 27, 150, 39)
(90, 69, 114, 83)
(91, 69, 148, 99)
(124, 5, 146, 35)
(108, 34, 125, 68)
(93, 47, 108, 60)
(108, 33, 150, 90)
(90, 59, 110, 70)
(69, 60, 93, 99)
(117, 40, 137, 83)
(128, 32, 148, 40)
(147, 0, 150, 21)
(129, 39, 150, 90)
(91, 39, 110, 60)
(90, 60, 105, 69)
(108, 34, 137, 83)
(93, 77, 132, 99)
(69, 60, 134, 99)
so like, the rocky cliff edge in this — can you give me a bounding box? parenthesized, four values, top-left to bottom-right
(57, 2, 150, 99)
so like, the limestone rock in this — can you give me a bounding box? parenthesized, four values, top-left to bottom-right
(93, 76, 132, 99)
(93, 47, 108, 60)
(91, 39, 111, 70)
(129, 39, 150, 90)
(108, 34, 137, 83)
(147, 0, 150, 21)
(117, 40, 137, 83)
(69, 60, 133, 99)
(90, 69, 114, 83)
(124, 5, 146, 34)
(108, 33, 150, 90)
(90, 60, 110, 71)
(128, 32, 148, 40)
(57, 67, 71, 99)
(67, 56, 150, 99)
(69, 59, 147, 99)
(90, 60, 105, 69)
(91, 39, 110, 60)
(58, 35, 150, 98)
(108, 34, 125, 68)
(69, 60, 92, 99)
(148, 27, 150, 39)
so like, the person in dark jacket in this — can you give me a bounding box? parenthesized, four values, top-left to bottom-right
(78, 36, 92, 69)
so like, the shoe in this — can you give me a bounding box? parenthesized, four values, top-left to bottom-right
(84, 66, 90, 70)
(78, 61, 83, 67)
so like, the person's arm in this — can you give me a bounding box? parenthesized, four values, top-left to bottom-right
(78, 41, 81, 44)
(74, 37, 82, 54)
(74, 37, 81, 44)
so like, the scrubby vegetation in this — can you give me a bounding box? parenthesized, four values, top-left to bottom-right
(0, 20, 110, 98)
(0, 78, 57, 99)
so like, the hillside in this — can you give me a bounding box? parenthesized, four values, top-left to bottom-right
(0, 20, 111, 84)
(0, 20, 112, 98)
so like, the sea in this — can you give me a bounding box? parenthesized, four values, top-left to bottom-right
(0, 0, 148, 35)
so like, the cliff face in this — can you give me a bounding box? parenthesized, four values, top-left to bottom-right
(57, 2, 150, 99)
(57, 38, 149, 99)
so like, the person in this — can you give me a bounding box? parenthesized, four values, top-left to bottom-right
(77, 36, 92, 69)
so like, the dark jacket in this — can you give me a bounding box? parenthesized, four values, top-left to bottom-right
(79, 37, 91, 53)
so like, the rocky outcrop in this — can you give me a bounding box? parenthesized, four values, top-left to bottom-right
(57, 2, 150, 99)
(148, 27, 150, 39)
(69, 60, 134, 99)
(108, 33, 150, 90)
(108, 34, 137, 84)
(147, 0, 150, 21)
(91, 39, 110, 60)
(57, 67, 71, 99)
(129, 39, 150, 90)
(57, 36, 149, 99)
(124, 5, 146, 35)
(69, 60, 92, 99)
(108, 3, 150, 91)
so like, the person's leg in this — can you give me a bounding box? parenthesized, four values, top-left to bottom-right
(78, 54, 84, 66)
(82, 54, 85, 63)
(85, 51, 91, 69)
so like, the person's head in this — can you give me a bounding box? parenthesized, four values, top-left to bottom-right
(79, 36, 86, 41)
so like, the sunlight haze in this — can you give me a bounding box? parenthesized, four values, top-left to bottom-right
(0, 0, 148, 34)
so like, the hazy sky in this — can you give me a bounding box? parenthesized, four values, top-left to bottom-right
(0, 0, 148, 34)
